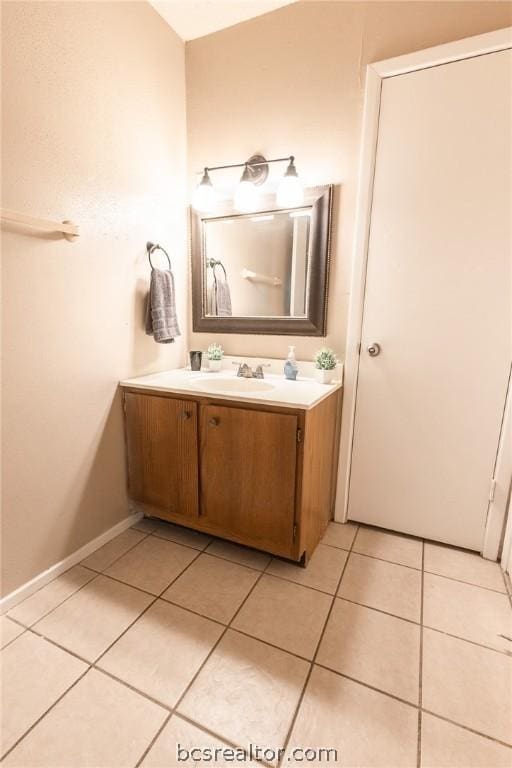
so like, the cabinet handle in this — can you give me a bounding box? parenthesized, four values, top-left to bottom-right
(181, 411, 192, 420)
(208, 417, 220, 427)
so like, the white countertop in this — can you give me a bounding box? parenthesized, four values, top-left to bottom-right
(120, 367, 342, 410)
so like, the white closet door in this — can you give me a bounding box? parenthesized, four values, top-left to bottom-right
(348, 50, 511, 550)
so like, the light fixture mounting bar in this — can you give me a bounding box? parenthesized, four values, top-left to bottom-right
(200, 156, 293, 174)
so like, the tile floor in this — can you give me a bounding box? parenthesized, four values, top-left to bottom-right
(1, 519, 511, 767)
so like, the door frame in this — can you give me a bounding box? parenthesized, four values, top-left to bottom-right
(335, 27, 512, 560)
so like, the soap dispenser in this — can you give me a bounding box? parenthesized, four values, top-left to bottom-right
(284, 346, 299, 380)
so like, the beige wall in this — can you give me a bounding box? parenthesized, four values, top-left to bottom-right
(1, 1, 187, 595)
(186, 0, 511, 362)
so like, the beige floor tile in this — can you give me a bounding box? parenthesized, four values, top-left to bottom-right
(81, 528, 146, 572)
(267, 544, 348, 594)
(141, 715, 261, 768)
(106, 536, 197, 595)
(0, 616, 25, 649)
(353, 527, 422, 569)
(34, 575, 152, 662)
(421, 712, 512, 768)
(423, 572, 512, 652)
(285, 665, 418, 767)
(2, 669, 167, 768)
(162, 554, 259, 624)
(205, 539, 271, 570)
(132, 518, 159, 533)
(151, 520, 213, 550)
(422, 628, 512, 743)
(321, 521, 358, 550)
(8, 566, 95, 627)
(178, 629, 309, 756)
(424, 543, 506, 592)
(98, 599, 223, 708)
(232, 574, 332, 659)
(338, 553, 422, 622)
(0, 632, 87, 756)
(317, 599, 420, 704)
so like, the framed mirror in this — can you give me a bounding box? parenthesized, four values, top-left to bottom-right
(191, 185, 333, 335)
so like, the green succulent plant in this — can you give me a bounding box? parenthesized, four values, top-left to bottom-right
(314, 347, 337, 370)
(207, 343, 224, 361)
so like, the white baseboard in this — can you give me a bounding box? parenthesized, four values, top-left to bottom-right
(0, 510, 143, 615)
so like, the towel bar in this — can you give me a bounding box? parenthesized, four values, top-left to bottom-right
(0, 208, 79, 241)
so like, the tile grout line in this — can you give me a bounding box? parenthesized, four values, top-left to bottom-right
(25, 627, 91, 665)
(421, 625, 512, 657)
(133, 554, 275, 768)
(133, 712, 173, 767)
(417, 540, 425, 768)
(313, 662, 419, 709)
(324, 525, 509, 595)
(0, 544, 205, 763)
(11, 518, 504, 634)
(5, 530, 153, 632)
(15, 594, 512, 758)
(81, 528, 152, 572)
(294, 660, 512, 750)
(422, 568, 509, 596)
(4, 522, 512, 762)
(310, 662, 512, 749)
(173, 711, 275, 768)
(501, 568, 512, 608)
(420, 709, 512, 749)
(9, 519, 505, 632)
(92, 546, 206, 668)
(0, 665, 92, 761)
(10, 562, 510, 659)
(275, 527, 360, 768)
(22, 602, 511, 722)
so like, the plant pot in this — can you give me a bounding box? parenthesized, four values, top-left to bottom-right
(315, 368, 333, 384)
(208, 359, 222, 372)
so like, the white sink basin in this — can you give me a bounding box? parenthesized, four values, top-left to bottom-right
(190, 376, 276, 394)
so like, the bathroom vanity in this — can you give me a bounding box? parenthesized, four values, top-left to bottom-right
(120, 369, 342, 564)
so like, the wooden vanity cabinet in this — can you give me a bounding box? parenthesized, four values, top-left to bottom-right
(123, 388, 341, 563)
(124, 393, 199, 521)
(200, 404, 299, 558)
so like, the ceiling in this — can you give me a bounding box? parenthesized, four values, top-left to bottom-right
(149, 1, 296, 42)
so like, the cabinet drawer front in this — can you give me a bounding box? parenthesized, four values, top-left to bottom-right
(200, 404, 298, 554)
(125, 393, 198, 518)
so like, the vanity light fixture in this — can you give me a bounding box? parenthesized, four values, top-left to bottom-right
(192, 168, 216, 212)
(234, 164, 260, 212)
(192, 154, 304, 213)
(277, 157, 304, 208)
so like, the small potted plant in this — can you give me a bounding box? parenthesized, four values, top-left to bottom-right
(207, 342, 224, 372)
(314, 347, 337, 384)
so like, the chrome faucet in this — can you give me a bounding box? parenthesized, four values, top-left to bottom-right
(233, 361, 271, 379)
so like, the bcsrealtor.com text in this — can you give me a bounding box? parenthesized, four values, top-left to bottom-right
(177, 744, 339, 763)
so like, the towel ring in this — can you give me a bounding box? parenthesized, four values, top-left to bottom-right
(207, 257, 227, 279)
(147, 241, 171, 271)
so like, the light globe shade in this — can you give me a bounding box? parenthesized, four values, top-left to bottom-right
(276, 173, 304, 208)
(192, 170, 216, 211)
(234, 177, 259, 212)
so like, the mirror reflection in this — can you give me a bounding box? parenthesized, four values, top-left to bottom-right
(204, 209, 312, 318)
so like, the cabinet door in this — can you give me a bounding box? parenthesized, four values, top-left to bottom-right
(200, 404, 298, 555)
(125, 393, 198, 520)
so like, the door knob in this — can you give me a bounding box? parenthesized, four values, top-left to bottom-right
(181, 411, 192, 420)
(367, 343, 381, 357)
(208, 417, 219, 427)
